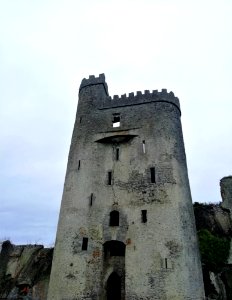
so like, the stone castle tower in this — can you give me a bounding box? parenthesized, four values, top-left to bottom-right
(48, 74, 205, 299)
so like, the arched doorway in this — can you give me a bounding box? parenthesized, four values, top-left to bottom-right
(103, 241, 125, 299)
(107, 272, 121, 300)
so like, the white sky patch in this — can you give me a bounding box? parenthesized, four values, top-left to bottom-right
(0, 0, 232, 244)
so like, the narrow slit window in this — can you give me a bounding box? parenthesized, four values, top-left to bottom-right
(108, 171, 112, 185)
(112, 114, 120, 127)
(82, 237, 88, 250)
(142, 140, 146, 153)
(80, 117, 82, 123)
(90, 193, 93, 206)
(165, 258, 168, 269)
(78, 160, 81, 170)
(116, 148, 119, 161)
(150, 167, 156, 183)
(141, 210, 147, 223)
(109, 211, 119, 226)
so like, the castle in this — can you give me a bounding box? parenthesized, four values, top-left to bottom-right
(48, 74, 205, 299)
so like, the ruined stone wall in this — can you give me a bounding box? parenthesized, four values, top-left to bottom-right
(221, 176, 232, 212)
(48, 74, 204, 299)
(194, 202, 232, 300)
(0, 241, 53, 299)
(220, 176, 232, 266)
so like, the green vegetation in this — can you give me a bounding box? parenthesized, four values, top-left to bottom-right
(198, 229, 230, 271)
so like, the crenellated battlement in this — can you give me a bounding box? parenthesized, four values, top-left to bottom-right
(101, 88, 180, 113)
(79, 73, 109, 95)
(79, 74, 180, 113)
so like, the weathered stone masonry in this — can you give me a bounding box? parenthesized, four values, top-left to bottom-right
(48, 74, 205, 299)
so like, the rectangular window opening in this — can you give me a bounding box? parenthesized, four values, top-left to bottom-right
(110, 211, 119, 226)
(90, 193, 93, 206)
(113, 114, 120, 128)
(142, 140, 146, 153)
(108, 171, 112, 185)
(141, 210, 147, 223)
(80, 117, 82, 123)
(150, 167, 156, 183)
(82, 237, 88, 250)
(116, 148, 119, 161)
(78, 160, 81, 170)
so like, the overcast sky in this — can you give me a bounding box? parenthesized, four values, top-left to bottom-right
(0, 0, 232, 245)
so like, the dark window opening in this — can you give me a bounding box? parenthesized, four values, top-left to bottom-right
(116, 148, 119, 161)
(104, 240, 125, 257)
(108, 171, 112, 185)
(165, 258, 168, 269)
(90, 193, 93, 206)
(110, 210, 119, 226)
(141, 210, 147, 223)
(80, 117, 82, 123)
(142, 140, 146, 153)
(82, 237, 88, 250)
(150, 167, 156, 183)
(113, 114, 120, 128)
(78, 160, 81, 170)
(107, 272, 121, 300)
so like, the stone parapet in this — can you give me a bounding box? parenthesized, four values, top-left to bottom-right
(101, 89, 180, 113)
(79, 73, 109, 95)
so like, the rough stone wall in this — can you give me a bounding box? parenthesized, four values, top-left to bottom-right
(221, 176, 232, 211)
(194, 203, 232, 300)
(194, 203, 232, 237)
(220, 176, 232, 265)
(0, 241, 53, 299)
(48, 74, 205, 299)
